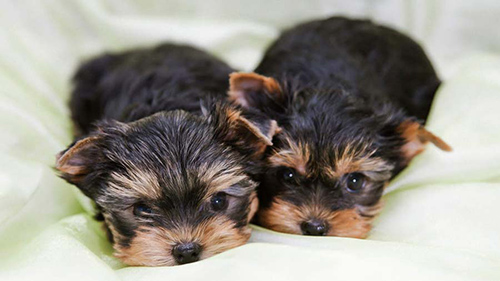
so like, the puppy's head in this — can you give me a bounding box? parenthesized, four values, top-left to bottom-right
(56, 103, 277, 266)
(229, 72, 451, 238)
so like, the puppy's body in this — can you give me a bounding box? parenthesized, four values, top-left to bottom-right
(229, 17, 450, 237)
(57, 44, 277, 266)
(255, 17, 441, 121)
(71, 44, 234, 135)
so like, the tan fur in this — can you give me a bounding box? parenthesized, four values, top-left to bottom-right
(258, 198, 374, 238)
(324, 145, 393, 181)
(223, 106, 279, 157)
(398, 121, 452, 161)
(261, 141, 392, 238)
(55, 136, 101, 182)
(238, 116, 274, 146)
(108, 168, 162, 200)
(356, 201, 384, 218)
(268, 138, 310, 175)
(199, 162, 249, 201)
(247, 191, 259, 223)
(258, 198, 303, 234)
(114, 217, 251, 266)
(268, 139, 392, 180)
(102, 213, 124, 244)
(228, 72, 282, 108)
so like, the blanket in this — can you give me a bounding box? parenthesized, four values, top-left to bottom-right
(1, 1, 499, 280)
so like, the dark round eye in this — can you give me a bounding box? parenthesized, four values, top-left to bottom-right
(210, 192, 228, 212)
(279, 168, 297, 184)
(345, 173, 366, 193)
(133, 203, 153, 217)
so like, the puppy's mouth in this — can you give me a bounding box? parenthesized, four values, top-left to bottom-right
(257, 198, 374, 238)
(110, 217, 252, 266)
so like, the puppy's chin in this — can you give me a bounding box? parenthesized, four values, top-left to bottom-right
(257, 198, 376, 238)
(108, 216, 252, 267)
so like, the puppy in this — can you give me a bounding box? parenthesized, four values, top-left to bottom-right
(56, 44, 278, 266)
(228, 17, 451, 237)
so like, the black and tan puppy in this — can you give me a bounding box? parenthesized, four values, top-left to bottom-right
(56, 44, 278, 266)
(228, 17, 451, 238)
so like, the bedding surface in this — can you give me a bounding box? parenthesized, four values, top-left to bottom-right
(0, 1, 499, 280)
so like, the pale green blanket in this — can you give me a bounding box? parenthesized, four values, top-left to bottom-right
(1, 1, 499, 280)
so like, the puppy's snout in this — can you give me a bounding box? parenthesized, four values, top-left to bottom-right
(172, 242, 202, 264)
(301, 219, 328, 236)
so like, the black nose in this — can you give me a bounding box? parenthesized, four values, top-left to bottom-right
(172, 242, 202, 264)
(301, 220, 328, 236)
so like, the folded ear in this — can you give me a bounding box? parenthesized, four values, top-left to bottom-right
(228, 72, 285, 112)
(55, 135, 103, 187)
(212, 104, 280, 158)
(398, 121, 452, 161)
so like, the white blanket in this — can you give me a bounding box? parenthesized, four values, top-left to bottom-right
(0, 1, 499, 280)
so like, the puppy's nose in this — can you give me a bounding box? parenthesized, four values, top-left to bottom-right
(172, 242, 202, 264)
(301, 220, 328, 236)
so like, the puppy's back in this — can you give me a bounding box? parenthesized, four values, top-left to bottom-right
(256, 16, 440, 120)
(71, 44, 234, 135)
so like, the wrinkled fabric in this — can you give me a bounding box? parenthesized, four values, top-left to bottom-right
(0, 1, 499, 280)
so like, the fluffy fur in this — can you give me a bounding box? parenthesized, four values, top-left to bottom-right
(229, 17, 451, 237)
(56, 44, 278, 266)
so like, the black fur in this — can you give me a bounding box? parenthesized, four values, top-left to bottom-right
(80, 112, 256, 247)
(255, 16, 440, 121)
(57, 44, 275, 265)
(71, 44, 235, 135)
(255, 81, 407, 210)
(243, 17, 443, 235)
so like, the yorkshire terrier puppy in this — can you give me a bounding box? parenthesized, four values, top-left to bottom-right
(56, 44, 278, 266)
(228, 17, 451, 237)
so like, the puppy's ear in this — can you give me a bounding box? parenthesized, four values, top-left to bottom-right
(55, 135, 103, 187)
(212, 103, 280, 158)
(228, 72, 285, 112)
(398, 120, 452, 161)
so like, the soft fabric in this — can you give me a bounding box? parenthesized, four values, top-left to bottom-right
(0, 1, 499, 280)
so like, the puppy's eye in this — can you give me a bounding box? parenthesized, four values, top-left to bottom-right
(133, 203, 153, 217)
(345, 173, 366, 193)
(210, 192, 228, 212)
(279, 168, 297, 184)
